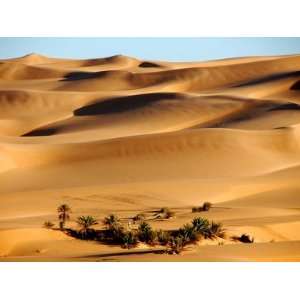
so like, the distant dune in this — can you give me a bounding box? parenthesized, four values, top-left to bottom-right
(1, 53, 300, 261)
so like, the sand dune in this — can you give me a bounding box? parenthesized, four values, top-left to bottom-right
(1, 53, 300, 261)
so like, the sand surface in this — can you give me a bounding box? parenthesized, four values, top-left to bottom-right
(1, 53, 300, 261)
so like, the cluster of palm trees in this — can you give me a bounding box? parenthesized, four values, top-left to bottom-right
(44, 204, 98, 237)
(169, 217, 225, 254)
(100, 213, 226, 253)
(43, 204, 228, 254)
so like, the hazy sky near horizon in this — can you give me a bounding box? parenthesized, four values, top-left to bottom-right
(0, 38, 300, 61)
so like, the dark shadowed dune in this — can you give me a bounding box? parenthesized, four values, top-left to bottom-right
(269, 103, 300, 111)
(290, 80, 300, 90)
(139, 61, 162, 68)
(23, 127, 58, 137)
(74, 93, 182, 115)
(232, 70, 300, 88)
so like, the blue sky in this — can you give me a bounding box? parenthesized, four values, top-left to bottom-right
(0, 38, 300, 61)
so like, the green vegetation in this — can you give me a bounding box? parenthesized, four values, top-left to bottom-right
(138, 222, 156, 244)
(192, 217, 211, 238)
(169, 217, 227, 253)
(45, 205, 256, 255)
(76, 216, 98, 238)
(103, 214, 120, 229)
(57, 204, 71, 230)
(209, 221, 226, 239)
(168, 236, 185, 254)
(178, 223, 199, 243)
(43, 221, 55, 229)
(156, 230, 171, 245)
(67, 214, 227, 254)
(121, 231, 138, 249)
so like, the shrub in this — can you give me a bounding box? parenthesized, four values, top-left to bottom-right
(239, 234, 254, 243)
(192, 207, 200, 213)
(178, 223, 199, 243)
(202, 202, 212, 211)
(192, 202, 212, 213)
(168, 236, 185, 254)
(43, 221, 54, 229)
(208, 221, 226, 239)
(192, 217, 211, 238)
(138, 222, 156, 244)
(156, 230, 171, 245)
(121, 231, 138, 249)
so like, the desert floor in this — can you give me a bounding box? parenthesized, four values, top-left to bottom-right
(1, 53, 300, 261)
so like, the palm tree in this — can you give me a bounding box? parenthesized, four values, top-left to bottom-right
(43, 221, 54, 229)
(103, 214, 120, 229)
(57, 204, 71, 230)
(192, 217, 210, 238)
(138, 222, 156, 244)
(178, 223, 199, 243)
(208, 221, 226, 239)
(103, 214, 124, 242)
(121, 231, 138, 249)
(76, 216, 98, 238)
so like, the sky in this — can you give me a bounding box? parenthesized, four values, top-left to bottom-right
(0, 38, 300, 62)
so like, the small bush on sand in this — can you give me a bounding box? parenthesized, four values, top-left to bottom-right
(231, 234, 254, 243)
(202, 202, 212, 211)
(156, 230, 171, 245)
(132, 213, 146, 223)
(208, 221, 226, 239)
(239, 234, 254, 243)
(43, 221, 55, 229)
(192, 202, 212, 213)
(192, 207, 200, 213)
(121, 231, 138, 249)
(178, 223, 199, 243)
(138, 222, 156, 244)
(192, 217, 211, 238)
